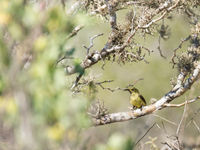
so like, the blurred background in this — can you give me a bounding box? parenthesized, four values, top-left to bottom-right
(0, 0, 200, 150)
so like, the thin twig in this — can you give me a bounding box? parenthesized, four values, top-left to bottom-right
(161, 121, 168, 134)
(153, 114, 177, 126)
(176, 100, 188, 137)
(171, 36, 191, 67)
(186, 107, 200, 127)
(56, 56, 74, 65)
(192, 120, 200, 133)
(139, 11, 167, 29)
(164, 96, 200, 107)
(97, 78, 143, 92)
(83, 33, 104, 55)
(96, 80, 114, 85)
(126, 1, 145, 5)
(133, 42, 153, 55)
(135, 123, 156, 146)
(97, 84, 123, 92)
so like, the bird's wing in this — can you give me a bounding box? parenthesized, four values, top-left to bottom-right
(139, 95, 146, 105)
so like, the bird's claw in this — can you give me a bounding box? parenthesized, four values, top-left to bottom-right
(128, 106, 133, 110)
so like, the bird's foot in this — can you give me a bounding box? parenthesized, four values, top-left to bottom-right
(128, 106, 133, 110)
(128, 106, 136, 110)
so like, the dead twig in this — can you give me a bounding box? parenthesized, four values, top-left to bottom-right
(192, 120, 200, 133)
(171, 36, 191, 67)
(176, 99, 188, 139)
(135, 123, 156, 146)
(164, 96, 200, 107)
(83, 33, 104, 55)
(97, 78, 143, 92)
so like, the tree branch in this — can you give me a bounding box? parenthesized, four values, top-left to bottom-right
(65, 0, 181, 75)
(91, 63, 200, 126)
(163, 96, 200, 107)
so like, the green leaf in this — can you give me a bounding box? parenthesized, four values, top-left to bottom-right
(65, 48, 75, 56)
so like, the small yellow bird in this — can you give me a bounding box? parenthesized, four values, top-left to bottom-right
(125, 87, 146, 109)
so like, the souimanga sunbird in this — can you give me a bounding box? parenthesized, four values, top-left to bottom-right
(125, 87, 146, 109)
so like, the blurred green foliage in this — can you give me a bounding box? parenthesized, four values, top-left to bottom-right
(95, 133, 134, 150)
(0, 0, 90, 149)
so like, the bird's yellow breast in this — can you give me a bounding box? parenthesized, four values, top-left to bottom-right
(130, 93, 146, 108)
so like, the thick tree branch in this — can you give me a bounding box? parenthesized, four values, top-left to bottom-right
(105, 0, 117, 30)
(92, 63, 200, 126)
